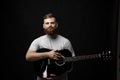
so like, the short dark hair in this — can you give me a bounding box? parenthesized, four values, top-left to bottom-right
(43, 13, 56, 19)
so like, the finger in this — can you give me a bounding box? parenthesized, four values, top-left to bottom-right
(53, 57, 59, 60)
(51, 49, 56, 52)
(46, 77, 53, 80)
(49, 74, 56, 77)
(56, 53, 63, 58)
(55, 52, 61, 56)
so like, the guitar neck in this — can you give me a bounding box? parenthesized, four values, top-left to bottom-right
(65, 53, 102, 62)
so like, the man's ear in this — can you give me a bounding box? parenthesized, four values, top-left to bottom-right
(43, 24, 45, 29)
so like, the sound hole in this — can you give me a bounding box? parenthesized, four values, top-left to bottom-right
(55, 56, 65, 66)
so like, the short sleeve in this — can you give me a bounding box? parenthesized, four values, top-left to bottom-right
(64, 40, 75, 57)
(28, 39, 40, 51)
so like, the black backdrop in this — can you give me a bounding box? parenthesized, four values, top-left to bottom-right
(2, 0, 119, 80)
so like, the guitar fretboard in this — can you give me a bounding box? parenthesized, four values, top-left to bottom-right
(65, 53, 102, 62)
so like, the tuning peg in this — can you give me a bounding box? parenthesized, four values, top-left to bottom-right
(102, 51, 104, 55)
(108, 51, 111, 55)
(108, 51, 112, 60)
(108, 50, 111, 53)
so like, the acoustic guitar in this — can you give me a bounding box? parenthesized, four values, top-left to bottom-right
(33, 48, 111, 78)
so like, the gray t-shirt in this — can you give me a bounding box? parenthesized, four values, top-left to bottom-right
(28, 35, 75, 80)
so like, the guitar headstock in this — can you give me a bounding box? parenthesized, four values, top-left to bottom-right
(101, 50, 112, 61)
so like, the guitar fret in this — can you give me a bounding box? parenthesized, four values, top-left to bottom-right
(65, 54, 101, 62)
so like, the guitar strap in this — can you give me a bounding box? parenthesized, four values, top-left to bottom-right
(43, 59, 50, 78)
(43, 66, 48, 78)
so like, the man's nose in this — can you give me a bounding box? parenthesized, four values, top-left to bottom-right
(48, 23, 52, 27)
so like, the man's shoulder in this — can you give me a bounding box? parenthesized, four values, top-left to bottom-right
(58, 35, 70, 42)
(33, 35, 46, 41)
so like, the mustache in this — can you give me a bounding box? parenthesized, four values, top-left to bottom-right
(47, 27, 56, 31)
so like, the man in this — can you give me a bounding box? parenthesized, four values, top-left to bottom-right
(26, 13, 75, 80)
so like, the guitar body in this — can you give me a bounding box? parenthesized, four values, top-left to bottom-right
(33, 48, 72, 77)
(33, 48, 48, 77)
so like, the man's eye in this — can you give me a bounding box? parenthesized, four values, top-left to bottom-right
(51, 22, 55, 24)
(45, 23, 49, 24)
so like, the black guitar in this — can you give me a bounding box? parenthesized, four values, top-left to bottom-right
(33, 48, 111, 77)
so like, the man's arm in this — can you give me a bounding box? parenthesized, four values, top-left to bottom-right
(25, 50, 62, 62)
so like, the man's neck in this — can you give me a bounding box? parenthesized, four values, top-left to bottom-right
(46, 34, 58, 39)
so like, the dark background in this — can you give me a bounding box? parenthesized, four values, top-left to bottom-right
(117, 0, 120, 80)
(2, 0, 119, 80)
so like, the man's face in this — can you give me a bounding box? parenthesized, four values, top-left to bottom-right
(43, 17, 58, 35)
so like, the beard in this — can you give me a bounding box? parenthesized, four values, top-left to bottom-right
(44, 27, 57, 36)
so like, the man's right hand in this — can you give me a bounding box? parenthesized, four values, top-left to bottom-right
(47, 50, 62, 60)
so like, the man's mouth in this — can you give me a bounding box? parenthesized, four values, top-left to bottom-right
(48, 28, 54, 31)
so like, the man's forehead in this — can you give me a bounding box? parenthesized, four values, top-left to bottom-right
(44, 17, 56, 22)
